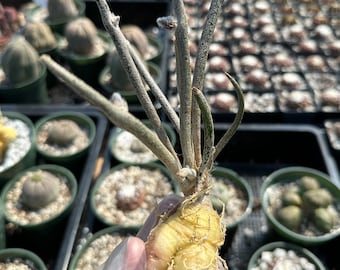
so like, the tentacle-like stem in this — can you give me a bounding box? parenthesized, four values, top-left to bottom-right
(173, 0, 194, 169)
(40, 55, 182, 183)
(191, 0, 225, 169)
(214, 72, 245, 161)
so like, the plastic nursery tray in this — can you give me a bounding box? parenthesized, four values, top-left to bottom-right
(58, 122, 340, 270)
(166, 0, 340, 122)
(0, 105, 108, 270)
(213, 124, 340, 270)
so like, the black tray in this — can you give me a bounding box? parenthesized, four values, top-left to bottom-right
(0, 105, 108, 270)
(59, 122, 339, 270)
(213, 124, 340, 270)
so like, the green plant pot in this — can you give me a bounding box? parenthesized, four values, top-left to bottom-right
(57, 31, 112, 88)
(211, 167, 254, 230)
(0, 62, 48, 104)
(1, 164, 77, 254)
(98, 62, 161, 103)
(109, 120, 176, 165)
(0, 248, 47, 270)
(247, 241, 326, 270)
(90, 162, 180, 228)
(261, 166, 340, 246)
(0, 112, 36, 189)
(68, 226, 138, 270)
(34, 111, 96, 171)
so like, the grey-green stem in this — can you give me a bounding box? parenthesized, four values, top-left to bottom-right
(40, 55, 182, 181)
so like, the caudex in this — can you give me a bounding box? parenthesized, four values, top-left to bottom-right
(40, 0, 245, 269)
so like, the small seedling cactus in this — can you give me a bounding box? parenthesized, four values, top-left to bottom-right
(116, 184, 146, 211)
(1, 36, 41, 84)
(276, 205, 303, 231)
(64, 17, 99, 55)
(0, 116, 17, 163)
(46, 119, 81, 147)
(47, 0, 78, 22)
(23, 21, 57, 53)
(21, 169, 60, 210)
(121, 24, 150, 59)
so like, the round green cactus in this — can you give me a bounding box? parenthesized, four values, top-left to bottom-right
(276, 205, 303, 231)
(23, 21, 57, 53)
(298, 176, 320, 192)
(47, 0, 78, 21)
(313, 207, 334, 233)
(121, 24, 149, 59)
(281, 189, 302, 207)
(303, 188, 333, 209)
(1, 36, 41, 84)
(46, 119, 81, 147)
(64, 17, 98, 55)
(21, 170, 60, 210)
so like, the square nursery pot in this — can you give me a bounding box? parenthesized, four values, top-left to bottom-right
(0, 62, 48, 104)
(108, 120, 176, 165)
(0, 248, 48, 270)
(34, 111, 97, 172)
(0, 105, 107, 269)
(68, 226, 139, 270)
(0, 111, 36, 189)
(90, 162, 180, 230)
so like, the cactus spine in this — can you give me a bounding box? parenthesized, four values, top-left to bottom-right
(1, 36, 41, 84)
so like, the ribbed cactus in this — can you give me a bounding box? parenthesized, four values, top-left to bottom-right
(47, 0, 78, 21)
(21, 170, 60, 210)
(46, 119, 81, 147)
(1, 36, 41, 84)
(121, 24, 149, 59)
(64, 17, 98, 55)
(23, 21, 57, 53)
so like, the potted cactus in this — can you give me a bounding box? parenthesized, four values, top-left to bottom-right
(40, 0, 246, 268)
(0, 36, 48, 103)
(34, 111, 96, 171)
(25, 0, 85, 34)
(57, 17, 111, 88)
(121, 24, 163, 65)
(0, 164, 77, 251)
(0, 111, 36, 189)
(261, 166, 340, 246)
(90, 162, 180, 228)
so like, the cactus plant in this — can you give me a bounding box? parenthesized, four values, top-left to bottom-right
(47, 0, 78, 22)
(64, 17, 100, 56)
(313, 207, 334, 233)
(21, 169, 60, 210)
(46, 119, 81, 147)
(276, 205, 303, 231)
(121, 24, 150, 59)
(1, 36, 41, 84)
(116, 184, 146, 211)
(23, 21, 57, 53)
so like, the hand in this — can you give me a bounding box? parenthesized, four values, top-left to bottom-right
(97, 194, 183, 270)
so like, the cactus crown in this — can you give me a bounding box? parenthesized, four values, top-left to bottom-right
(47, 0, 78, 21)
(64, 17, 99, 55)
(1, 36, 41, 84)
(23, 21, 57, 53)
(46, 119, 81, 147)
(121, 24, 149, 58)
(21, 170, 60, 210)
